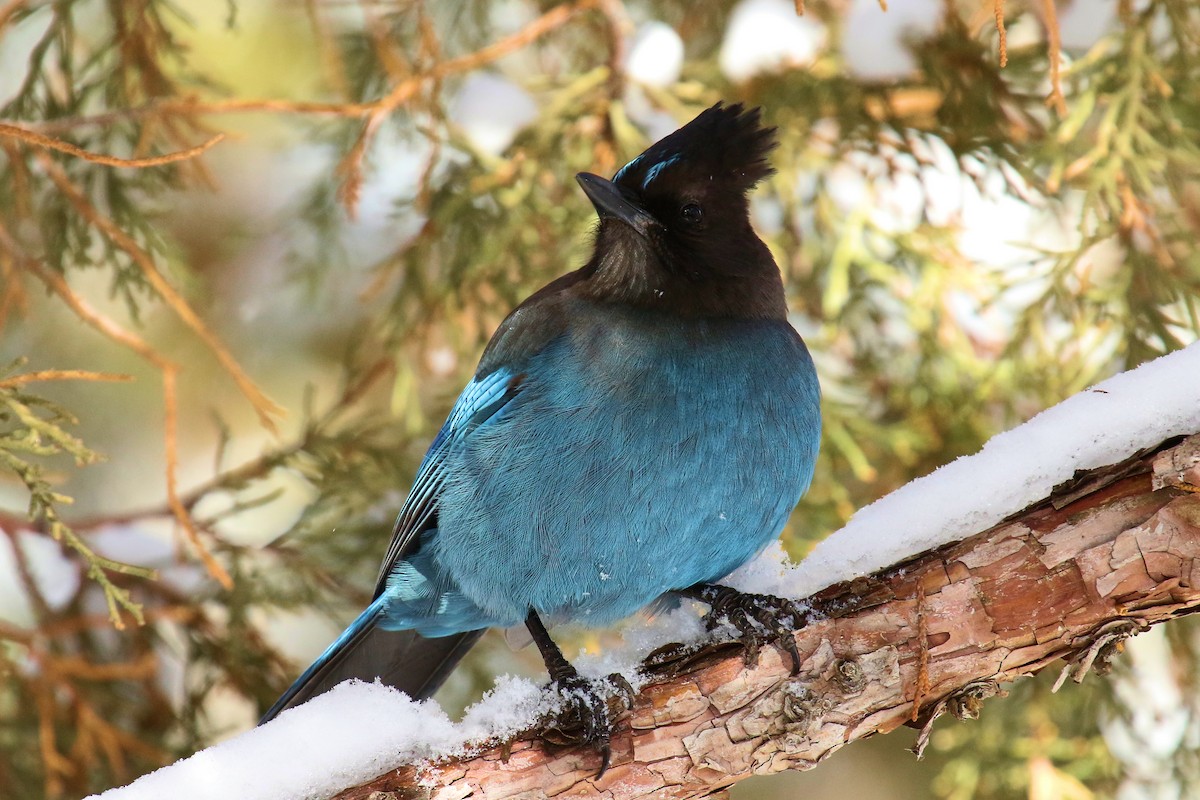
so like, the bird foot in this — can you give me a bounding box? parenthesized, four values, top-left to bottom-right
(690, 583, 810, 674)
(539, 671, 634, 777)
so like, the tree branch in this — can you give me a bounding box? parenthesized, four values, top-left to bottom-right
(335, 432, 1200, 800)
(0, 122, 223, 167)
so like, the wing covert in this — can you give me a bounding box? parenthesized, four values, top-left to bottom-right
(372, 367, 522, 598)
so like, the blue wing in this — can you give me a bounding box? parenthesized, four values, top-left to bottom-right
(260, 368, 520, 721)
(371, 366, 522, 598)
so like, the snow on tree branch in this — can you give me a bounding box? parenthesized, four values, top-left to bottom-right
(335, 433, 1200, 800)
(93, 346, 1200, 800)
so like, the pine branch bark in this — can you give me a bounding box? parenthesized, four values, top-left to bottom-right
(336, 433, 1200, 800)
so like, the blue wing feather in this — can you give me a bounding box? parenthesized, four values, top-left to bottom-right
(372, 367, 520, 598)
(261, 370, 521, 720)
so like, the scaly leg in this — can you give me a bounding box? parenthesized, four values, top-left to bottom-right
(526, 610, 633, 777)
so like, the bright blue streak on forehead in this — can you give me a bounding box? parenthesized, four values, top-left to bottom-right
(613, 154, 643, 184)
(612, 152, 682, 188)
(642, 155, 681, 188)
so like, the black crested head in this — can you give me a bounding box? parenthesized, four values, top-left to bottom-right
(572, 102, 786, 320)
(611, 102, 777, 197)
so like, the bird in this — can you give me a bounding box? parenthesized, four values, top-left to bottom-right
(260, 102, 822, 772)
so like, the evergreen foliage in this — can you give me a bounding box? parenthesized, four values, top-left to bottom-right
(0, 0, 1198, 797)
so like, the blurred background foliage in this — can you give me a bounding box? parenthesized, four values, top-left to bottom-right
(1, 0, 1199, 797)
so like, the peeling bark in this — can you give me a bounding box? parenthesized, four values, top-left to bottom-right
(336, 433, 1200, 800)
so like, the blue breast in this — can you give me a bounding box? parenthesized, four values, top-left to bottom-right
(381, 300, 820, 635)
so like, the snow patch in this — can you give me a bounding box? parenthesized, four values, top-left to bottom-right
(94, 342, 1200, 799)
(625, 22, 684, 88)
(719, 0, 825, 82)
(783, 341, 1200, 598)
(449, 73, 538, 157)
(0, 529, 80, 627)
(841, 0, 939, 80)
(90, 677, 551, 800)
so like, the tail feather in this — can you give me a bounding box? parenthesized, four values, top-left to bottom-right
(259, 598, 483, 724)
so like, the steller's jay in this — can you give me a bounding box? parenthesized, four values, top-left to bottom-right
(261, 103, 821, 772)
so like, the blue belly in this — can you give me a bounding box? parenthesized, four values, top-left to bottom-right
(382, 306, 820, 635)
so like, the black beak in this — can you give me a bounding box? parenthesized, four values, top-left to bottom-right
(576, 173, 659, 236)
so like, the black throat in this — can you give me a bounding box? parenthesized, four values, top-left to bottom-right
(572, 221, 788, 321)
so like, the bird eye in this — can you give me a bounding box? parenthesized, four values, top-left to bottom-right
(680, 204, 703, 224)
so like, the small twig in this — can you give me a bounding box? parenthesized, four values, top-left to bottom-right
(1052, 619, 1148, 691)
(0, 359, 392, 538)
(8, 237, 232, 591)
(1, 138, 32, 218)
(2, 526, 54, 624)
(332, 0, 414, 217)
(334, 0, 597, 217)
(0, 252, 27, 331)
(160, 365, 233, 588)
(596, 0, 631, 95)
(0, 122, 223, 167)
(913, 679, 1005, 758)
(994, 0, 1008, 68)
(16, 157, 258, 592)
(360, 0, 411, 83)
(911, 583, 931, 721)
(1041, 0, 1066, 114)
(794, 0, 805, 14)
(388, 0, 599, 108)
(0, 370, 134, 388)
(304, 0, 351, 100)
(46, 652, 158, 682)
(71, 690, 169, 775)
(0, 0, 29, 33)
(335, 113, 386, 219)
(10, 0, 600, 141)
(413, 121, 444, 212)
(33, 151, 283, 434)
(33, 678, 70, 797)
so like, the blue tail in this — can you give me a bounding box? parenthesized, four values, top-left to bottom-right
(260, 597, 387, 723)
(259, 596, 483, 724)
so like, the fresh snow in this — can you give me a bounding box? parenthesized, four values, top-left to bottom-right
(94, 341, 1200, 799)
(90, 677, 552, 800)
(624, 22, 684, 89)
(719, 0, 825, 82)
(449, 73, 538, 157)
(757, 340, 1200, 599)
(0, 529, 80, 626)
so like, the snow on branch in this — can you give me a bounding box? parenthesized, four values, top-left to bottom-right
(95, 344, 1200, 800)
(334, 433, 1200, 799)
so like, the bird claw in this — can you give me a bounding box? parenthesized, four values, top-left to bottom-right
(539, 672, 632, 777)
(604, 671, 637, 710)
(693, 584, 809, 674)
